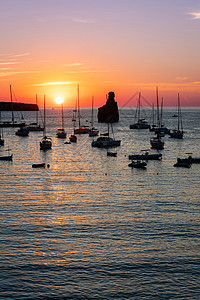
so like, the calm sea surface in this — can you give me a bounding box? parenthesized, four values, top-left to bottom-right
(0, 107, 199, 299)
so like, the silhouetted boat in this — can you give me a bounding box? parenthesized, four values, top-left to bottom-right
(92, 123, 121, 148)
(89, 96, 99, 137)
(129, 150, 162, 160)
(128, 160, 147, 168)
(174, 161, 191, 168)
(176, 154, 200, 164)
(32, 163, 46, 168)
(56, 102, 66, 138)
(40, 95, 52, 150)
(27, 95, 44, 131)
(74, 85, 90, 134)
(130, 93, 150, 129)
(107, 151, 117, 157)
(15, 126, 29, 136)
(169, 93, 183, 139)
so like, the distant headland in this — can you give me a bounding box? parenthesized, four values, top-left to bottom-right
(0, 102, 38, 111)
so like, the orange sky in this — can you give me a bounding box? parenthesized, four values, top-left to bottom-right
(0, 0, 200, 107)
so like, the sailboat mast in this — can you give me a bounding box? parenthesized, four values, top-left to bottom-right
(161, 97, 163, 127)
(77, 84, 81, 128)
(138, 92, 141, 121)
(43, 95, 46, 136)
(62, 102, 64, 128)
(156, 87, 160, 127)
(36, 94, 38, 124)
(10, 84, 14, 124)
(91, 96, 94, 128)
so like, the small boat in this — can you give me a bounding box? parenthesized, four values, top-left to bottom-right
(130, 93, 150, 129)
(40, 95, 52, 150)
(56, 128, 66, 138)
(27, 95, 44, 131)
(89, 96, 99, 137)
(15, 126, 29, 136)
(92, 136, 121, 148)
(32, 163, 46, 168)
(150, 134, 164, 149)
(129, 150, 162, 160)
(128, 160, 147, 168)
(40, 136, 52, 150)
(107, 151, 117, 157)
(174, 162, 191, 168)
(74, 85, 90, 134)
(56, 101, 66, 138)
(176, 154, 200, 164)
(169, 93, 183, 139)
(69, 134, 77, 143)
(0, 154, 13, 161)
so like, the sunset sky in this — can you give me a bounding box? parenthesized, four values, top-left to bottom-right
(0, 0, 200, 107)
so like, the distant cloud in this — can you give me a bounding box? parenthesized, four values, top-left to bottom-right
(32, 81, 76, 86)
(10, 53, 31, 58)
(65, 69, 114, 74)
(176, 76, 189, 81)
(189, 12, 200, 19)
(0, 70, 40, 77)
(72, 18, 93, 23)
(0, 62, 23, 65)
(63, 62, 84, 67)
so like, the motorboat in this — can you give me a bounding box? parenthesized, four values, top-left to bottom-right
(128, 160, 147, 168)
(89, 128, 99, 137)
(107, 151, 117, 157)
(56, 128, 66, 138)
(92, 136, 121, 148)
(0, 149, 13, 161)
(32, 163, 46, 168)
(129, 151, 162, 160)
(176, 154, 200, 164)
(69, 134, 77, 143)
(40, 136, 52, 150)
(150, 134, 164, 149)
(15, 126, 29, 136)
(174, 161, 191, 168)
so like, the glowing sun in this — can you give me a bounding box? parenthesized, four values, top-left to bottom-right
(55, 97, 64, 105)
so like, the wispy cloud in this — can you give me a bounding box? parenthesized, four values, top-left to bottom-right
(65, 69, 114, 74)
(63, 62, 84, 67)
(72, 18, 93, 23)
(176, 76, 189, 81)
(0, 62, 23, 65)
(32, 81, 76, 86)
(189, 12, 200, 19)
(0, 70, 40, 78)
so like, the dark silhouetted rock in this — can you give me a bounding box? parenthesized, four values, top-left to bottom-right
(98, 91, 119, 123)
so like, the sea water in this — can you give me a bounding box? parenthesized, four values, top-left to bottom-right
(0, 107, 199, 299)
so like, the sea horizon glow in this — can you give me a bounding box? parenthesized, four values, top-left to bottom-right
(0, 0, 200, 107)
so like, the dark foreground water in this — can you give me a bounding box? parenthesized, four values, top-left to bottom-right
(0, 107, 199, 299)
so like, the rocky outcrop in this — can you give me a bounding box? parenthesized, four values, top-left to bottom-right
(0, 102, 38, 111)
(98, 91, 119, 123)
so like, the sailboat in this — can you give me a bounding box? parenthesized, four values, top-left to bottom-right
(56, 102, 66, 138)
(130, 92, 150, 129)
(74, 85, 90, 134)
(92, 123, 121, 148)
(150, 88, 164, 149)
(154, 97, 170, 135)
(89, 96, 99, 137)
(0, 85, 26, 128)
(169, 93, 183, 139)
(40, 95, 52, 150)
(27, 95, 44, 131)
(0, 111, 4, 145)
